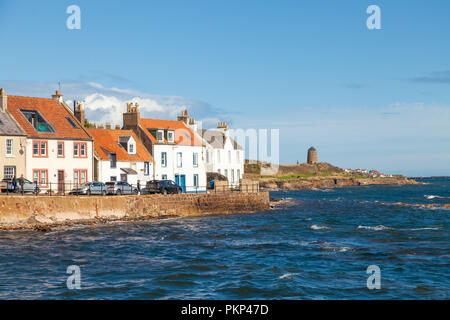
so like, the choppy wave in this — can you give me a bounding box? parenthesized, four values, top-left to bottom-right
(357, 225, 390, 231)
(425, 195, 442, 199)
(310, 224, 330, 230)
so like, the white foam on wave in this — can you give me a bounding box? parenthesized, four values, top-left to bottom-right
(409, 227, 441, 231)
(279, 274, 292, 279)
(357, 225, 390, 231)
(310, 224, 330, 230)
(321, 246, 354, 253)
(425, 195, 442, 199)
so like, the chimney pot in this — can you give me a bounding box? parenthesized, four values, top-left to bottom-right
(115, 124, 121, 130)
(105, 122, 111, 130)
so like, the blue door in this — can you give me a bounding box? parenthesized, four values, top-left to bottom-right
(175, 174, 186, 193)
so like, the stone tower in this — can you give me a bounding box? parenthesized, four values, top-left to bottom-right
(307, 147, 318, 164)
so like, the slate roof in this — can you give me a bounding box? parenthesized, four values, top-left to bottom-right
(0, 109, 26, 136)
(88, 128, 153, 162)
(200, 129, 243, 150)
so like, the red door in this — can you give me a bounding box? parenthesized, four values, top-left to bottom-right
(58, 170, 65, 193)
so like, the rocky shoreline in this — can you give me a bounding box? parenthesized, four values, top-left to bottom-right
(260, 177, 419, 191)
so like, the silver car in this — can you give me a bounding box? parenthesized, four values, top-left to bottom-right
(105, 181, 138, 195)
(0, 178, 40, 195)
(70, 182, 107, 195)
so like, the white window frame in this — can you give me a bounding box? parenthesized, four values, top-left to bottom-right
(167, 130, 174, 143)
(5, 139, 13, 156)
(177, 152, 182, 168)
(193, 153, 198, 168)
(157, 130, 164, 142)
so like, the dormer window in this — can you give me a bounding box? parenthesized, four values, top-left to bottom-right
(157, 130, 164, 142)
(167, 130, 174, 143)
(128, 143, 134, 154)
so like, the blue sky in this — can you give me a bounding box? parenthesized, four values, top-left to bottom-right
(1, 0, 449, 176)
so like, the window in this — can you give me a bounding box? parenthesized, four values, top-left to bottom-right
(217, 150, 221, 163)
(57, 141, 64, 158)
(32, 140, 47, 157)
(74, 169, 87, 185)
(237, 169, 241, 181)
(110, 153, 117, 168)
(157, 130, 164, 142)
(231, 169, 235, 183)
(167, 131, 174, 143)
(228, 151, 231, 163)
(193, 174, 199, 187)
(129, 143, 134, 154)
(4, 166, 15, 179)
(66, 117, 78, 128)
(161, 152, 167, 167)
(177, 152, 182, 168)
(33, 169, 48, 187)
(236, 151, 240, 163)
(110, 176, 117, 182)
(20, 109, 55, 133)
(144, 162, 150, 176)
(162, 174, 167, 180)
(193, 153, 198, 167)
(218, 169, 221, 174)
(206, 150, 210, 163)
(74, 142, 87, 158)
(224, 169, 228, 179)
(5, 139, 13, 156)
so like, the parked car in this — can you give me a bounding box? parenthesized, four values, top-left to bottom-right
(0, 178, 40, 195)
(105, 181, 138, 195)
(141, 180, 182, 195)
(69, 182, 107, 195)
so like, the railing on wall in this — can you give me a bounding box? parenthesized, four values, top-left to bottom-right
(0, 180, 260, 196)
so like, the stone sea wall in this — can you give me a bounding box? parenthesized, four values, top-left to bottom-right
(0, 192, 270, 230)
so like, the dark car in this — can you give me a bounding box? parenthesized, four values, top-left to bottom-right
(141, 180, 182, 195)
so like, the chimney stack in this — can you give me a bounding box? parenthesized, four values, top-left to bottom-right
(115, 124, 121, 130)
(177, 109, 190, 124)
(105, 122, 111, 130)
(52, 90, 63, 103)
(0, 88, 7, 111)
(123, 102, 140, 130)
(98, 124, 104, 129)
(217, 121, 229, 137)
(74, 101, 85, 127)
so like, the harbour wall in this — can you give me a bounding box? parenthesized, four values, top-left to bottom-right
(0, 192, 270, 230)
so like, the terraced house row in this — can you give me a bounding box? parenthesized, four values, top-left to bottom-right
(0, 89, 245, 194)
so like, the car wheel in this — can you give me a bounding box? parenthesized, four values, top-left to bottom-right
(102, 191, 106, 196)
(87, 190, 91, 196)
(162, 189, 168, 195)
(116, 189, 122, 195)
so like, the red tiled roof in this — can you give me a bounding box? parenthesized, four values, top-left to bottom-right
(88, 128, 153, 162)
(139, 118, 204, 147)
(6, 95, 91, 140)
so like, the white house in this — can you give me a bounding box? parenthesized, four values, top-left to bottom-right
(199, 122, 245, 187)
(88, 127, 153, 186)
(6, 91, 94, 193)
(123, 104, 206, 193)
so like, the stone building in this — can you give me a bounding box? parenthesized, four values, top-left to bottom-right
(307, 146, 318, 164)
